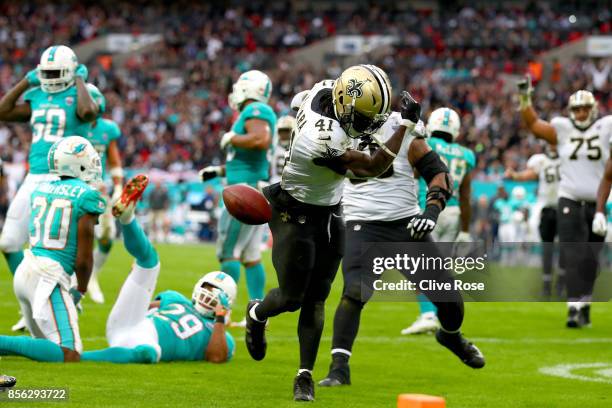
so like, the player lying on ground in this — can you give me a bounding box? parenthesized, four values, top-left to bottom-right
(518, 76, 612, 328)
(320, 107, 484, 387)
(0, 136, 105, 362)
(81, 175, 236, 364)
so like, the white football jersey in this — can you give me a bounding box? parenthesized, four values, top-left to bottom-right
(342, 112, 420, 221)
(270, 143, 288, 184)
(526, 153, 560, 208)
(552, 115, 612, 202)
(281, 80, 356, 206)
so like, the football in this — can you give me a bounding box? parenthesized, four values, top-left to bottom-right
(222, 184, 272, 225)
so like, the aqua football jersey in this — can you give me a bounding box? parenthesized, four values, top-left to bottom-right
(418, 137, 476, 208)
(84, 118, 121, 178)
(29, 178, 106, 274)
(226, 102, 277, 186)
(23, 84, 103, 174)
(149, 290, 235, 362)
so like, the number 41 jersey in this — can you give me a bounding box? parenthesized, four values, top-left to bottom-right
(552, 116, 612, 202)
(149, 290, 235, 362)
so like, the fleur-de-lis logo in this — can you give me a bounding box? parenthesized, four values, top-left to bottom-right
(346, 79, 365, 98)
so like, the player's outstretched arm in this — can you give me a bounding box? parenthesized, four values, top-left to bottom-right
(74, 213, 98, 294)
(75, 70, 98, 122)
(505, 167, 538, 181)
(205, 302, 230, 363)
(459, 171, 472, 233)
(226, 119, 271, 150)
(107, 140, 124, 200)
(596, 156, 612, 214)
(340, 91, 422, 178)
(0, 78, 32, 122)
(517, 76, 557, 145)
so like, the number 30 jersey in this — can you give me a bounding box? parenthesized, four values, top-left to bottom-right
(23, 84, 104, 175)
(281, 80, 356, 206)
(343, 112, 421, 222)
(29, 178, 106, 275)
(552, 116, 612, 202)
(149, 290, 235, 362)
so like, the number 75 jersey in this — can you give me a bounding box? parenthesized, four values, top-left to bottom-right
(552, 116, 612, 202)
(23, 85, 104, 175)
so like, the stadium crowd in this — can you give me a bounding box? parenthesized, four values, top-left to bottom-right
(0, 1, 610, 242)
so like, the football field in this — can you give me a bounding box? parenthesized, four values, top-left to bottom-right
(1, 243, 611, 407)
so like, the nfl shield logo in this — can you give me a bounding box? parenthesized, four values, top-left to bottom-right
(65, 96, 74, 106)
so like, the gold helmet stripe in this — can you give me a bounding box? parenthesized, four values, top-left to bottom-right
(361, 64, 390, 115)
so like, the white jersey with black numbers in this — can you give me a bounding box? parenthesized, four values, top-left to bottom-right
(281, 80, 355, 206)
(552, 115, 612, 202)
(342, 112, 421, 222)
(526, 153, 560, 208)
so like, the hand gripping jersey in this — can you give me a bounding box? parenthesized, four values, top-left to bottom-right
(343, 112, 421, 221)
(551, 115, 612, 202)
(526, 153, 560, 208)
(23, 84, 104, 174)
(281, 80, 356, 206)
(418, 137, 476, 208)
(29, 178, 106, 274)
(149, 290, 235, 362)
(226, 101, 277, 186)
(84, 118, 121, 179)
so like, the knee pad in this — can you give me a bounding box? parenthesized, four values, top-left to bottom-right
(340, 295, 365, 310)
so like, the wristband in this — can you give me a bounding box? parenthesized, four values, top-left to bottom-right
(215, 315, 226, 324)
(110, 167, 124, 179)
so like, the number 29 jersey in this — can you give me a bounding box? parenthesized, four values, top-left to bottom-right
(23, 84, 104, 175)
(552, 116, 612, 202)
(149, 290, 235, 362)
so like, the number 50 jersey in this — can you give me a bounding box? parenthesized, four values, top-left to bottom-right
(552, 116, 612, 202)
(23, 84, 104, 175)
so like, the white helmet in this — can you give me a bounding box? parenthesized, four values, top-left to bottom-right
(427, 107, 461, 141)
(48, 136, 102, 183)
(276, 115, 296, 148)
(192, 271, 237, 318)
(37, 45, 78, 94)
(228, 70, 272, 111)
(568, 90, 598, 129)
(511, 185, 526, 201)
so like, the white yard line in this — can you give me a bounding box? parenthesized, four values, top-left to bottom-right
(540, 363, 612, 384)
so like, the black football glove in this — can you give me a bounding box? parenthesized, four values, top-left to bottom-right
(400, 91, 421, 125)
(408, 204, 441, 240)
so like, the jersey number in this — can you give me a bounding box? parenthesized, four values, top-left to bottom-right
(159, 304, 204, 340)
(569, 136, 601, 161)
(31, 109, 66, 143)
(544, 164, 560, 183)
(30, 197, 73, 250)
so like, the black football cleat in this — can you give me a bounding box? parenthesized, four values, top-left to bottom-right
(0, 375, 16, 390)
(294, 371, 315, 402)
(436, 329, 485, 369)
(566, 306, 581, 328)
(245, 300, 267, 361)
(580, 304, 591, 328)
(318, 361, 351, 387)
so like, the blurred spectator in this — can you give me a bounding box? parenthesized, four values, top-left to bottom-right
(149, 181, 170, 242)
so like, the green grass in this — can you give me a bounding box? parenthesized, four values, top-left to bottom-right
(1, 244, 611, 407)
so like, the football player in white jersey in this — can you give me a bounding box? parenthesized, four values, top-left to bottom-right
(518, 77, 612, 327)
(319, 110, 485, 387)
(505, 146, 562, 297)
(244, 65, 421, 402)
(270, 115, 295, 184)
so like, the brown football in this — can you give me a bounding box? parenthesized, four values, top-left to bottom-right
(222, 184, 272, 225)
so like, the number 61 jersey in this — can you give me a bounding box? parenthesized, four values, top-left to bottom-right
(23, 84, 104, 175)
(552, 115, 612, 202)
